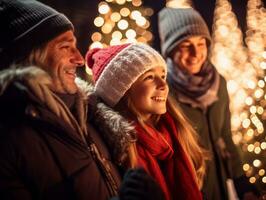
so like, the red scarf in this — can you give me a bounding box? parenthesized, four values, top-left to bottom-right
(135, 113, 202, 200)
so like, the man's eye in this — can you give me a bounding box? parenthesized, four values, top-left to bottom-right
(61, 45, 70, 49)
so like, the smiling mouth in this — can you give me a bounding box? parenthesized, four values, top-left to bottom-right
(151, 96, 166, 102)
(64, 69, 76, 79)
(188, 59, 200, 64)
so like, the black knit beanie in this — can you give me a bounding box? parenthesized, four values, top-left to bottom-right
(158, 7, 211, 58)
(0, 0, 74, 69)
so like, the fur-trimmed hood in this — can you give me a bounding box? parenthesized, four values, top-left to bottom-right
(75, 71, 137, 165)
(0, 66, 136, 165)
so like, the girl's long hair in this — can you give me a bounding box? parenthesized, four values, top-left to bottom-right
(166, 94, 209, 189)
(116, 93, 209, 189)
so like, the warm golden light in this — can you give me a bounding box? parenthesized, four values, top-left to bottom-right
(144, 8, 154, 16)
(242, 119, 251, 128)
(94, 17, 104, 27)
(131, 10, 141, 20)
(262, 177, 266, 183)
(254, 88, 264, 98)
(116, 0, 126, 5)
(257, 106, 264, 115)
(132, 0, 142, 7)
(254, 147, 261, 154)
(253, 159, 261, 167)
(246, 129, 254, 137)
(261, 142, 266, 150)
(99, 3, 110, 14)
(260, 61, 266, 69)
(249, 106, 256, 114)
(259, 169, 265, 176)
(243, 163, 250, 171)
(90, 41, 103, 49)
(111, 12, 121, 22)
(258, 80, 265, 88)
(245, 97, 253, 106)
(262, 51, 266, 59)
(91, 32, 102, 42)
(112, 31, 123, 40)
(247, 144, 254, 152)
(166, 0, 193, 8)
(136, 17, 146, 26)
(101, 23, 113, 34)
(126, 29, 136, 39)
(249, 177, 256, 183)
(117, 19, 129, 30)
(110, 38, 121, 46)
(120, 8, 130, 17)
(136, 36, 147, 43)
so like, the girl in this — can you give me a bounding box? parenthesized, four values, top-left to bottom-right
(86, 43, 209, 200)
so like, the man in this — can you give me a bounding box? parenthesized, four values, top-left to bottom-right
(0, 0, 164, 199)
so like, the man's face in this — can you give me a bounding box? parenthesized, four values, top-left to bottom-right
(42, 30, 84, 94)
(172, 36, 208, 74)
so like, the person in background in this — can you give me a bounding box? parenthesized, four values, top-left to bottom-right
(86, 43, 209, 200)
(158, 7, 260, 200)
(0, 0, 164, 200)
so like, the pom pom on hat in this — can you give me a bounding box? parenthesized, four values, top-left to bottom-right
(86, 43, 167, 107)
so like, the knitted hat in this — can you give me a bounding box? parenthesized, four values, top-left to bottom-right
(0, 0, 74, 69)
(158, 7, 211, 58)
(86, 43, 167, 107)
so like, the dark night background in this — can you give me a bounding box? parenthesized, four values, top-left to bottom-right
(39, 0, 265, 55)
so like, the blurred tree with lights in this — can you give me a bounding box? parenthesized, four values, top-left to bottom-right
(90, 0, 153, 49)
(236, 0, 266, 191)
(211, 0, 266, 192)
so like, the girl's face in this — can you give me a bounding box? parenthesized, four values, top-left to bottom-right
(128, 66, 169, 123)
(172, 36, 208, 74)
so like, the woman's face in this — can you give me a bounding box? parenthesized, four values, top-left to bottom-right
(172, 36, 208, 74)
(128, 66, 169, 122)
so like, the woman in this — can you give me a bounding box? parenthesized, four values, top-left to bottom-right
(86, 43, 209, 200)
(158, 7, 259, 200)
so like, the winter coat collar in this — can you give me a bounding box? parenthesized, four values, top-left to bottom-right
(0, 66, 136, 165)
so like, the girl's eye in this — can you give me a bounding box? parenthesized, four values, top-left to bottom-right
(161, 75, 166, 80)
(144, 75, 154, 81)
(179, 45, 190, 50)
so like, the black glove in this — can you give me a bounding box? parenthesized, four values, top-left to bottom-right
(233, 175, 260, 200)
(119, 168, 165, 200)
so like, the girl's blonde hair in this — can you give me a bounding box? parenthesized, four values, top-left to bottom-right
(166, 95, 209, 189)
(116, 93, 209, 189)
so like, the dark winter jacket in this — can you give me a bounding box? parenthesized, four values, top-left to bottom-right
(170, 75, 243, 200)
(0, 66, 135, 200)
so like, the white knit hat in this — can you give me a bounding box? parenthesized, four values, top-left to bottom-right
(86, 43, 167, 107)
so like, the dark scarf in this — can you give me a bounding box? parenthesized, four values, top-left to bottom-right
(167, 58, 220, 111)
(135, 113, 202, 200)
